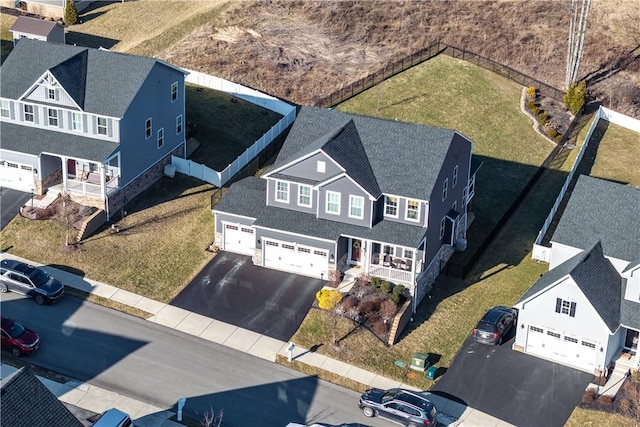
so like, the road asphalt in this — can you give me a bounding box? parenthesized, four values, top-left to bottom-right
(0, 252, 514, 427)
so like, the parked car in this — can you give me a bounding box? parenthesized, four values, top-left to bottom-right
(1, 316, 40, 357)
(92, 408, 134, 427)
(359, 387, 438, 426)
(0, 259, 64, 305)
(473, 306, 518, 345)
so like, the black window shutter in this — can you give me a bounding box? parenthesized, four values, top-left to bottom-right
(555, 298, 562, 313)
(569, 302, 577, 317)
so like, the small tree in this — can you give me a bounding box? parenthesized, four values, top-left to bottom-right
(379, 299, 397, 324)
(316, 289, 343, 344)
(564, 81, 587, 115)
(200, 406, 223, 427)
(64, 0, 79, 25)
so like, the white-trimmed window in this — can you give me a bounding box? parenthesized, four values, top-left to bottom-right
(555, 298, 576, 317)
(453, 165, 458, 187)
(24, 104, 34, 122)
(298, 185, 311, 207)
(275, 181, 289, 203)
(145, 118, 152, 138)
(47, 88, 56, 100)
(326, 191, 340, 215)
(439, 217, 446, 239)
(406, 199, 420, 221)
(171, 82, 178, 102)
(317, 160, 326, 173)
(384, 196, 398, 217)
(1, 100, 10, 118)
(97, 117, 107, 135)
(72, 112, 83, 131)
(349, 195, 364, 219)
(157, 128, 164, 148)
(48, 108, 58, 126)
(442, 178, 448, 201)
(452, 201, 457, 212)
(176, 115, 183, 134)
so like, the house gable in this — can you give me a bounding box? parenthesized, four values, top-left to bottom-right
(517, 242, 622, 333)
(21, 69, 84, 110)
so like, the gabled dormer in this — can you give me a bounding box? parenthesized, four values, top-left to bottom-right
(263, 120, 381, 227)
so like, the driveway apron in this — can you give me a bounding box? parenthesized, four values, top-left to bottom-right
(170, 252, 325, 342)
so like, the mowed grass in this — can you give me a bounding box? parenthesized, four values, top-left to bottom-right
(66, 0, 230, 56)
(337, 55, 555, 260)
(0, 176, 221, 302)
(0, 13, 16, 62)
(185, 83, 283, 171)
(588, 122, 640, 187)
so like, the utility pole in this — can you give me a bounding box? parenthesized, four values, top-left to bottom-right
(565, 0, 592, 88)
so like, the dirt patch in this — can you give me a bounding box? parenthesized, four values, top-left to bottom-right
(20, 196, 97, 231)
(158, 0, 640, 117)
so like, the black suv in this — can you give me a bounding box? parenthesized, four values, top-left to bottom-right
(359, 388, 438, 426)
(473, 306, 517, 345)
(0, 259, 64, 305)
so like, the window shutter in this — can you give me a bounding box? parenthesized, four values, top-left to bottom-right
(555, 298, 562, 313)
(569, 302, 576, 317)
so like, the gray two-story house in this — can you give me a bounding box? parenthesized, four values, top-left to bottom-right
(213, 106, 480, 308)
(0, 39, 187, 218)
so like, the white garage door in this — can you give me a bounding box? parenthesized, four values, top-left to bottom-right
(223, 224, 255, 256)
(525, 325, 597, 372)
(263, 239, 329, 280)
(0, 160, 34, 192)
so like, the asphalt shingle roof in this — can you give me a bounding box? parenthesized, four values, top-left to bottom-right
(0, 39, 166, 117)
(518, 241, 622, 332)
(0, 121, 117, 161)
(9, 16, 60, 37)
(551, 175, 640, 263)
(1, 367, 84, 427)
(621, 280, 640, 330)
(272, 106, 460, 201)
(215, 177, 424, 247)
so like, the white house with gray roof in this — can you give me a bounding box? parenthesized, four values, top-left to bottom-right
(213, 106, 481, 309)
(9, 16, 65, 46)
(513, 175, 640, 374)
(0, 39, 187, 219)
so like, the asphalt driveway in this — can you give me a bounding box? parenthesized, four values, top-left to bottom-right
(431, 332, 593, 427)
(170, 252, 325, 342)
(0, 187, 30, 230)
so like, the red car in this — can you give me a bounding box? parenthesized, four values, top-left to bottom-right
(1, 316, 40, 356)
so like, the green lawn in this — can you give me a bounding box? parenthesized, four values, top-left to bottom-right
(587, 122, 640, 187)
(337, 54, 555, 263)
(185, 83, 283, 171)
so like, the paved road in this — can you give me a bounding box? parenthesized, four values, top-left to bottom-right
(0, 293, 384, 427)
(0, 187, 30, 230)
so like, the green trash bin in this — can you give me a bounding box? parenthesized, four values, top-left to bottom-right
(410, 352, 430, 372)
(426, 365, 438, 380)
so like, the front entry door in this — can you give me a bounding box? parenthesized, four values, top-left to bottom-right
(350, 239, 362, 265)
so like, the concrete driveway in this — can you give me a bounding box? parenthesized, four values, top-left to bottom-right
(170, 252, 326, 342)
(0, 187, 31, 230)
(431, 332, 593, 427)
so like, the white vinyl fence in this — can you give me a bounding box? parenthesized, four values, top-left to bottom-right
(531, 106, 640, 262)
(172, 70, 297, 187)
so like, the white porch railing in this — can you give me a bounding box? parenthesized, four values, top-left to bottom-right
(65, 176, 119, 197)
(369, 264, 413, 284)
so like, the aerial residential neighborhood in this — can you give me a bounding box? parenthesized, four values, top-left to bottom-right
(0, 1, 639, 427)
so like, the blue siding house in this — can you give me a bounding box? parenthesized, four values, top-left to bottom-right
(0, 39, 187, 219)
(213, 106, 481, 308)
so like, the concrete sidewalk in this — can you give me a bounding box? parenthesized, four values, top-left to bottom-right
(0, 252, 513, 427)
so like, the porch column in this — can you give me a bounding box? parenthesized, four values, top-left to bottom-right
(100, 164, 106, 200)
(61, 156, 68, 190)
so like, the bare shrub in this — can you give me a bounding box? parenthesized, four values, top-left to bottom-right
(359, 296, 383, 316)
(347, 306, 362, 323)
(372, 319, 389, 337)
(340, 295, 358, 310)
(597, 394, 614, 405)
(582, 388, 597, 404)
(380, 299, 397, 323)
